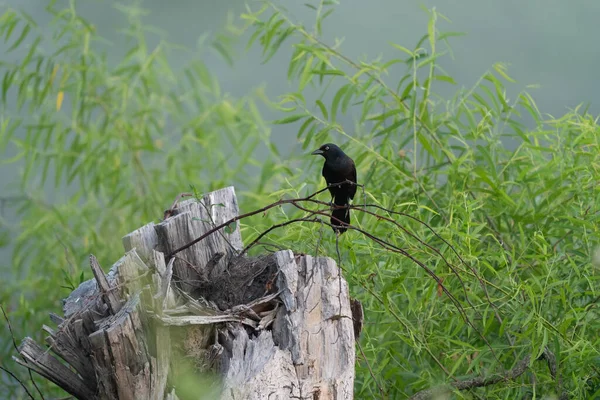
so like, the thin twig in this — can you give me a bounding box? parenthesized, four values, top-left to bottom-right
(356, 341, 386, 399)
(290, 202, 500, 363)
(167, 185, 333, 258)
(169, 184, 500, 368)
(409, 355, 531, 400)
(355, 202, 516, 353)
(0, 364, 35, 400)
(1, 305, 44, 400)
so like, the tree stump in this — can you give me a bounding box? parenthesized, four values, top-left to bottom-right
(15, 186, 357, 399)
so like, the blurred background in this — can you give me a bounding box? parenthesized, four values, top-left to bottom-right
(1, 0, 598, 274)
(1, 0, 599, 398)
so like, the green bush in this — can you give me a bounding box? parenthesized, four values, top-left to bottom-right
(0, 2, 279, 397)
(1, 1, 598, 399)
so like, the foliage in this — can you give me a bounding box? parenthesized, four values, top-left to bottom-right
(0, 1, 280, 397)
(1, 0, 599, 399)
(241, 2, 600, 399)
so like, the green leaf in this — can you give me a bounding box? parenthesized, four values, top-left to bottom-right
(8, 23, 30, 52)
(297, 116, 315, 139)
(299, 55, 314, 91)
(431, 75, 456, 85)
(341, 85, 355, 113)
(389, 43, 414, 57)
(331, 84, 349, 123)
(367, 108, 403, 121)
(438, 31, 466, 41)
(264, 27, 295, 63)
(272, 114, 308, 125)
(315, 99, 328, 120)
(427, 12, 436, 46)
(416, 52, 445, 69)
(309, 68, 344, 76)
(212, 40, 234, 66)
(375, 118, 408, 137)
(493, 62, 516, 83)
(224, 221, 237, 234)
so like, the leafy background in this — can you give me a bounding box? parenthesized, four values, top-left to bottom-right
(1, 0, 599, 399)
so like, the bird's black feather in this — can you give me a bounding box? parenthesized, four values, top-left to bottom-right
(311, 143, 357, 234)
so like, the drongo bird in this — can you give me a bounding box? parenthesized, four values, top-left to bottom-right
(311, 143, 357, 234)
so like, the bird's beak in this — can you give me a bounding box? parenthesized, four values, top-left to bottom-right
(311, 149, 324, 155)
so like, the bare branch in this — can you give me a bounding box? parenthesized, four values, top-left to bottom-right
(1, 304, 44, 400)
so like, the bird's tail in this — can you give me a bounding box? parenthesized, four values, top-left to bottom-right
(331, 196, 350, 234)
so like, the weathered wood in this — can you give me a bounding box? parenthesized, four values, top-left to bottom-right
(16, 187, 357, 400)
(16, 338, 96, 399)
(88, 329, 118, 398)
(122, 222, 159, 263)
(90, 254, 122, 314)
(156, 255, 176, 311)
(62, 278, 108, 319)
(49, 312, 64, 325)
(113, 249, 150, 295)
(220, 251, 355, 400)
(89, 293, 157, 400)
(157, 314, 257, 327)
(153, 324, 171, 400)
(154, 186, 243, 294)
(44, 325, 97, 390)
(221, 329, 299, 400)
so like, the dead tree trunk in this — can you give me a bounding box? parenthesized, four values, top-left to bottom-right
(15, 186, 357, 400)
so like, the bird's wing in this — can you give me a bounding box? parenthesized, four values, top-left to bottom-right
(349, 159, 357, 200)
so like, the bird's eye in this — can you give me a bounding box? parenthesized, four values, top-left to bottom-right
(325, 146, 329, 151)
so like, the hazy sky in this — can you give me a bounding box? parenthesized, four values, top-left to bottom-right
(11, 0, 598, 116)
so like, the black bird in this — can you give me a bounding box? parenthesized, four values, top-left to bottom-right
(311, 143, 357, 234)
